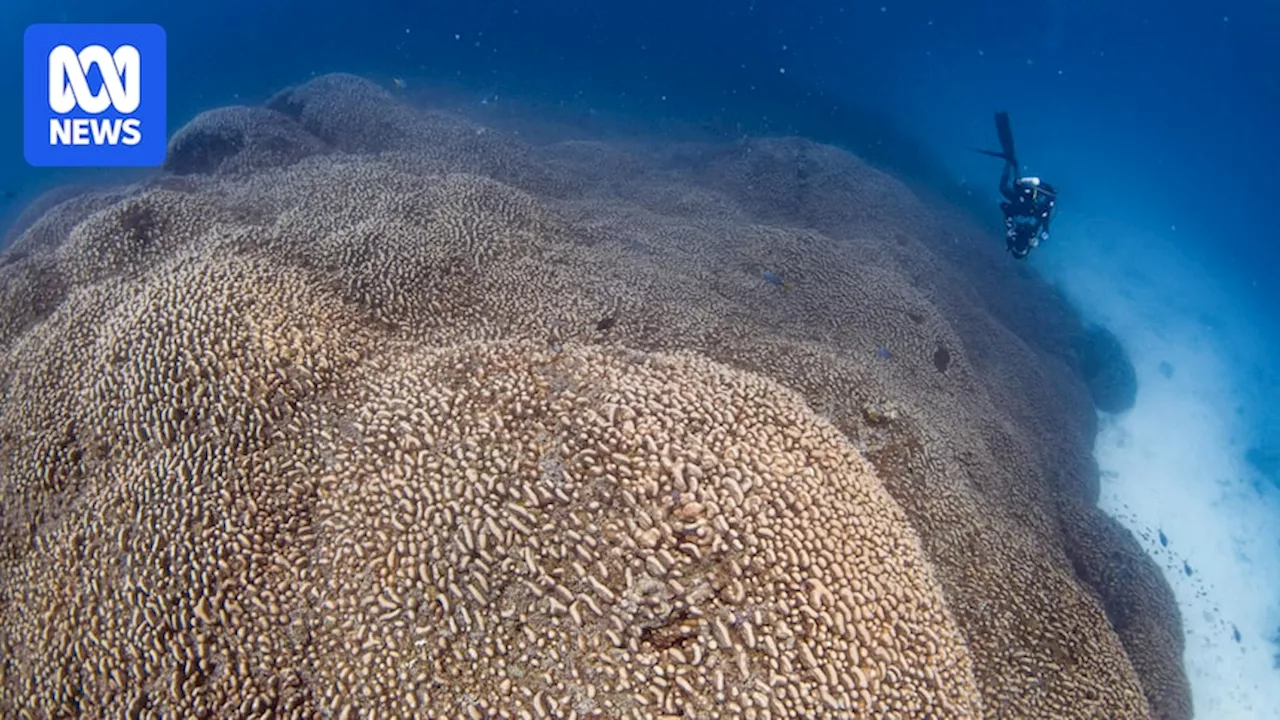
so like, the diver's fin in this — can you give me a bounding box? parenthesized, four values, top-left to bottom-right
(993, 111, 1018, 168)
(972, 148, 1010, 160)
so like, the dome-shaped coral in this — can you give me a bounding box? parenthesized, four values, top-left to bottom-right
(0, 73, 1186, 719)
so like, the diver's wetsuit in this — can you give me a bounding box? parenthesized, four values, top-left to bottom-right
(999, 162, 1056, 259)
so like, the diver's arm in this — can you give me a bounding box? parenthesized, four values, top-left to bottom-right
(1039, 195, 1057, 231)
(1035, 204, 1055, 238)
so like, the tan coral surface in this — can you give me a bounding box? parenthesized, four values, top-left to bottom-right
(0, 73, 1187, 719)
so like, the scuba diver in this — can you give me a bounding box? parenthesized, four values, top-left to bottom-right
(975, 111, 1057, 259)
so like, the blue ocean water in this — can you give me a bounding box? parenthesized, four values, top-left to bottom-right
(2, 0, 1277, 716)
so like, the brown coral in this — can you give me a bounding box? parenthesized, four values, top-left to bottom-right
(0, 73, 1187, 719)
(164, 105, 328, 177)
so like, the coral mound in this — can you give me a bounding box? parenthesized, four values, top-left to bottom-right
(0, 73, 1188, 719)
(1077, 324, 1139, 414)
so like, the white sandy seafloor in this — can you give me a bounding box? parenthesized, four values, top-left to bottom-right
(1039, 215, 1280, 719)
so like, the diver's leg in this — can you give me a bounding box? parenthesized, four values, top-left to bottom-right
(999, 164, 1018, 201)
(995, 111, 1018, 169)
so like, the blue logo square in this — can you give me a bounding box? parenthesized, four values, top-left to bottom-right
(24, 24, 167, 168)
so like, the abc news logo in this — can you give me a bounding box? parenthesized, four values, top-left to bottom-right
(48, 44, 144, 147)
(24, 24, 167, 168)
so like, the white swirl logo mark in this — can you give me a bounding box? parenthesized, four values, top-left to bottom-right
(48, 44, 140, 114)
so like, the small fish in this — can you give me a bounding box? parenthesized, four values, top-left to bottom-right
(596, 316, 616, 332)
(1183, 560, 1193, 576)
(761, 269, 792, 290)
(1158, 529, 1168, 547)
(392, 77, 408, 91)
(874, 346, 893, 360)
(1232, 624, 1241, 643)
